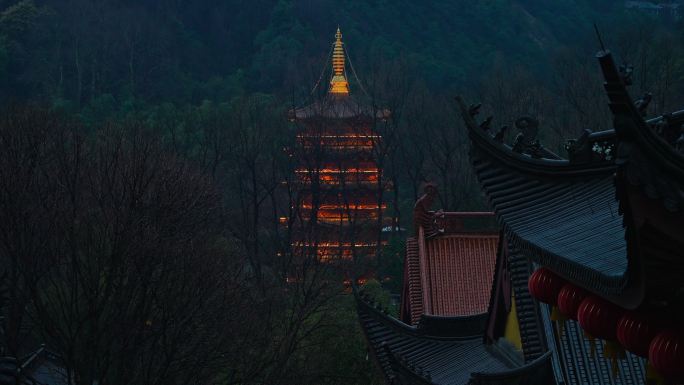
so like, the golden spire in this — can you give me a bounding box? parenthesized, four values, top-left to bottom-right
(329, 27, 349, 95)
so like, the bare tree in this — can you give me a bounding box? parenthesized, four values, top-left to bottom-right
(0, 106, 247, 385)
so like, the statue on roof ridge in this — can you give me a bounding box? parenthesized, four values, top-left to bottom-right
(512, 116, 544, 158)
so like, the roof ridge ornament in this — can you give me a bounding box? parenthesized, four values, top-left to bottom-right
(565, 129, 617, 163)
(412, 183, 442, 239)
(512, 117, 545, 159)
(620, 64, 634, 86)
(493, 125, 508, 143)
(456, 96, 564, 160)
(634, 93, 652, 117)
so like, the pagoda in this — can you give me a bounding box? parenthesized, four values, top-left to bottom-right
(288, 28, 389, 273)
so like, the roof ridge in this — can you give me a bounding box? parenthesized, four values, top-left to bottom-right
(455, 96, 616, 178)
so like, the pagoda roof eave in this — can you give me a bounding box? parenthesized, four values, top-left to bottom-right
(290, 94, 390, 121)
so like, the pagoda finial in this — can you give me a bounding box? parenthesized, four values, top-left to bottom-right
(329, 27, 349, 95)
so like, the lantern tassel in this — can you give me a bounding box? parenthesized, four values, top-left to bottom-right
(551, 306, 567, 336)
(603, 340, 625, 379)
(645, 361, 664, 385)
(551, 306, 565, 321)
(603, 340, 626, 360)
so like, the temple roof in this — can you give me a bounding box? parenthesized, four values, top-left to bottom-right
(598, 49, 684, 305)
(487, 241, 647, 385)
(486, 239, 550, 363)
(457, 97, 639, 306)
(456, 48, 684, 308)
(19, 345, 67, 385)
(401, 220, 498, 325)
(598, 49, 684, 214)
(554, 318, 646, 385)
(355, 289, 555, 385)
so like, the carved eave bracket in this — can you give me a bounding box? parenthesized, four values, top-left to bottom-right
(565, 129, 616, 164)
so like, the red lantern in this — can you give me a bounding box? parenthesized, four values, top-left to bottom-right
(557, 283, 588, 320)
(616, 311, 664, 358)
(528, 267, 565, 305)
(649, 329, 684, 382)
(578, 296, 626, 377)
(577, 295, 622, 341)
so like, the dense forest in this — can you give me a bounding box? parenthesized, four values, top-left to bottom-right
(1, 1, 683, 384)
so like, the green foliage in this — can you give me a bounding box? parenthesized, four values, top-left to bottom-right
(2, 1, 683, 384)
(0, 0, 645, 110)
(0, 0, 39, 36)
(362, 279, 397, 316)
(288, 292, 381, 385)
(0, 35, 8, 80)
(378, 238, 405, 295)
(80, 93, 117, 125)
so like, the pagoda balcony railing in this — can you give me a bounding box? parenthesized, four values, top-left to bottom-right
(299, 145, 375, 152)
(291, 242, 385, 262)
(298, 213, 381, 224)
(296, 176, 380, 185)
(296, 134, 381, 140)
(297, 195, 385, 207)
(295, 167, 380, 174)
(300, 203, 386, 211)
(294, 180, 381, 188)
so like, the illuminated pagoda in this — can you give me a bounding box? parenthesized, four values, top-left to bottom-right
(288, 28, 390, 270)
(355, 46, 684, 385)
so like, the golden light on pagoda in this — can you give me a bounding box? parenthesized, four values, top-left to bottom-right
(295, 165, 380, 184)
(287, 26, 387, 269)
(300, 204, 385, 210)
(329, 27, 349, 95)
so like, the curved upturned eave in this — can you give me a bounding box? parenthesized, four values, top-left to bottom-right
(290, 94, 390, 121)
(354, 288, 493, 384)
(355, 294, 519, 385)
(598, 51, 684, 180)
(634, 111, 684, 178)
(469, 351, 555, 384)
(355, 289, 559, 384)
(456, 96, 643, 307)
(599, 50, 684, 216)
(455, 96, 616, 178)
(354, 289, 489, 342)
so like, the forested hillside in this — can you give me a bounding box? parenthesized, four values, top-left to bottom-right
(0, 0, 645, 109)
(1, 1, 683, 385)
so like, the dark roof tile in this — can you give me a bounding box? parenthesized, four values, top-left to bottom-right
(457, 97, 635, 301)
(355, 292, 550, 385)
